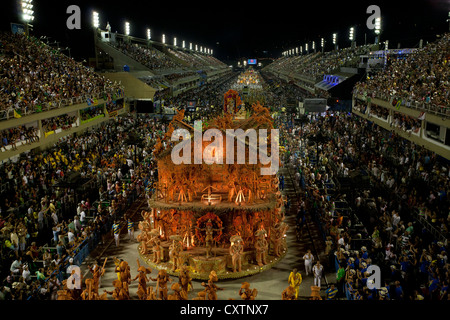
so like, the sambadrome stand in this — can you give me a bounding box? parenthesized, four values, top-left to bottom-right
(138, 91, 288, 280)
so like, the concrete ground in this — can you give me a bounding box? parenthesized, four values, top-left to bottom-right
(79, 166, 336, 300)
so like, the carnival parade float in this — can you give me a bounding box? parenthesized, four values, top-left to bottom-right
(138, 90, 288, 280)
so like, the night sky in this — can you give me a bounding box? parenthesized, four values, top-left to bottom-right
(1, 0, 449, 63)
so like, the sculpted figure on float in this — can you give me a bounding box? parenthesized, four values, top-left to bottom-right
(229, 235, 244, 272)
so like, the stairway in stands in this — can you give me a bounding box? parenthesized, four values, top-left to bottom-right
(279, 164, 330, 290)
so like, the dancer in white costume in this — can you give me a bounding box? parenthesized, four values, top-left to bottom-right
(302, 249, 314, 276)
(313, 261, 324, 288)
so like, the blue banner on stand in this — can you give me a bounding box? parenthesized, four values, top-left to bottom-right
(11, 23, 25, 35)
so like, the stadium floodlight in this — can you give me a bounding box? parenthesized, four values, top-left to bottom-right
(162, 34, 166, 44)
(92, 11, 100, 28)
(349, 27, 355, 41)
(447, 11, 450, 31)
(173, 37, 177, 47)
(305, 43, 308, 52)
(147, 28, 151, 40)
(200, 46, 203, 53)
(321, 38, 324, 47)
(21, 0, 34, 23)
(333, 33, 338, 50)
(182, 40, 185, 49)
(312, 41, 315, 51)
(374, 17, 381, 35)
(195, 44, 198, 51)
(125, 22, 130, 36)
(189, 42, 192, 50)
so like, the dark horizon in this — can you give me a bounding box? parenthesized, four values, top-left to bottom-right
(1, 0, 449, 63)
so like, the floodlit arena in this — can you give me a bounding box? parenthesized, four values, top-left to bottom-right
(0, 0, 449, 313)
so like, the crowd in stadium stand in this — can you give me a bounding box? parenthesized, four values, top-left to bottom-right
(0, 33, 123, 119)
(1, 126, 39, 152)
(275, 98, 449, 300)
(0, 115, 165, 300)
(159, 73, 236, 117)
(80, 106, 105, 122)
(391, 112, 422, 134)
(369, 104, 390, 120)
(113, 41, 227, 72)
(113, 42, 184, 70)
(266, 45, 374, 80)
(167, 48, 226, 68)
(41, 115, 77, 134)
(164, 71, 199, 83)
(295, 45, 373, 80)
(354, 33, 450, 114)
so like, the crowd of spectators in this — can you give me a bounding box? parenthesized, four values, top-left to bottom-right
(260, 66, 449, 300)
(391, 112, 422, 134)
(295, 45, 373, 80)
(80, 106, 105, 122)
(354, 33, 450, 115)
(164, 71, 199, 83)
(41, 114, 77, 134)
(112, 42, 184, 71)
(0, 114, 167, 300)
(266, 44, 374, 81)
(153, 70, 237, 118)
(0, 32, 123, 120)
(278, 111, 448, 300)
(1, 126, 39, 152)
(368, 104, 389, 121)
(167, 48, 226, 68)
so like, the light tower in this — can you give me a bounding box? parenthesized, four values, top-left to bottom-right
(349, 27, 356, 48)
(21, 0, 34, 36)
(374, 17, 382, 44)
(332, 33, 338, 50)
(447, 11, 450, 31)
(92, 11, 100, 29)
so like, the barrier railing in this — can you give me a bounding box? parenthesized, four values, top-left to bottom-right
(0, 89, 124, 122)
(354, 91, 449, 117)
